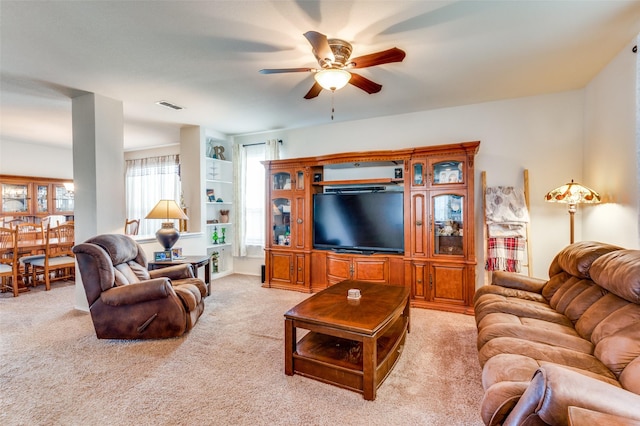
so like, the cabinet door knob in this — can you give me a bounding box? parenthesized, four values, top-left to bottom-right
(416, 220, 423, 226)
(297, 218, 303, 224)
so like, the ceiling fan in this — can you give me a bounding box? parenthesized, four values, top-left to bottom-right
(259, 31, 406, 99)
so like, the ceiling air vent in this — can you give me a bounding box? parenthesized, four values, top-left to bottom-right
(155, 100, 184, 110)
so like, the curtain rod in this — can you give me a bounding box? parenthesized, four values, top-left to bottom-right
(242, 139, 283, 147)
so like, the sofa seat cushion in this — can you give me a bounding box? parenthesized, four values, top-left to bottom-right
(475, 297, 573, 327)
(477, 322, 592, 353)
(479, 314, 577, 334)
(478, 336, 618, 378)
(474, 288, 546, 311)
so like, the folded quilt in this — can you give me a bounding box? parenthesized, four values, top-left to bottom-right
(486, 237, 525, 272)
(488, 223, 527, 238)
(485, 186, 529, 238)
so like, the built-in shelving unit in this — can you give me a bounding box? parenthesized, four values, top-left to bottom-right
(204, 140, 234, 279)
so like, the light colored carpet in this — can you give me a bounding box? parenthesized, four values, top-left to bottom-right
(0, 275, 484, 425)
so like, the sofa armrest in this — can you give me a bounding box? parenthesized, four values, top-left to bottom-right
(568, 406, 640, 426)
(491, 271, 547, 293)
(504, 364, 640, 426)
(100, 278, 173, 306)
(148, 263, 194, 280)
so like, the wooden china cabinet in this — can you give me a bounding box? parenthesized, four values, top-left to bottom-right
(0, 175, 74, 223)
(264, 164, 322, 291)
(407, 150, 477, 313)
(263, 141, 479, 314)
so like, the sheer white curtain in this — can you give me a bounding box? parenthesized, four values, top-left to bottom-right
(125, 155, 182, 236)
(233, 140, 279, 257)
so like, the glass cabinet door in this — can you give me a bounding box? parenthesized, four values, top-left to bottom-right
(35, 184, 49, 214)
(432, 193, 464, 256)
(272, 197, 291, 246)
(295, 170, 305, 190)
(53, 184, 74, 214)
(273, 172, 291, 190)
(2, 183, 30, 213)
(432, 160, 464, 185)
(412, 161, 425, 186)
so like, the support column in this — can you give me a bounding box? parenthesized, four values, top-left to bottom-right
(72, 93, 125, 310)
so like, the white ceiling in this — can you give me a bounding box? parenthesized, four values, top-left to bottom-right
(1, 1, 640, 152)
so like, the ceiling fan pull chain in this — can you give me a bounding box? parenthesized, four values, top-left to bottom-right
(331, 90, 335, 120)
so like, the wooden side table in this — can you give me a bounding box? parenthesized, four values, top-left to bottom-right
(148, 255, 211, 296)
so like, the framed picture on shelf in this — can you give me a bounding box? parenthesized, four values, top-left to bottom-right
(154, 250, 172, 261)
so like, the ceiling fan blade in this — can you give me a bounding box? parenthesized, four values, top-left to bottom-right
(303, 31, 335, 65)
(303, 82, 323, 99)
(350, 47, 406, 69)
(259, 68, 313, 74)
(349, 72, 382, 94)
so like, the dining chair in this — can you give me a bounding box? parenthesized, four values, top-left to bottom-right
(0, 227, 19, 297)
(30, 222, 75, 290)
(124, 218, 140, 236)
(15, 222, 46, 287)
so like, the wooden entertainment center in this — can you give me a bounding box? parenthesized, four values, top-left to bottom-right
(263, 141, 479, 314)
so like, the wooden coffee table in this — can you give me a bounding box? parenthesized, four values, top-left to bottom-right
(284, 280, 410, 400)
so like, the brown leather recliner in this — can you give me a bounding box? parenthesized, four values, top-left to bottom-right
(72, 234, 206, 339)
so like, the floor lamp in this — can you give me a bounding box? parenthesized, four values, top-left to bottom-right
(544, 180, 601, 244)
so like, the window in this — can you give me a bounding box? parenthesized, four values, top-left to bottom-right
(244, 145, 265, 246)
(125, 155, 181, 236)
(233, 139, 279, 257)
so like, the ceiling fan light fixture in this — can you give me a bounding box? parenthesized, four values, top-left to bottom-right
(314, 69, 351, 91)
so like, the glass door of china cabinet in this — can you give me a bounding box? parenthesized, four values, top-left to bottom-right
(272, 171, 292, 191)
(272, 197, 291, 246)
(53, 184, 74, 214)
(1, 182, 30, 214)
(432, 192, 464, 256)
(35, 183, 49, 215)
(429, 158, 465, 186)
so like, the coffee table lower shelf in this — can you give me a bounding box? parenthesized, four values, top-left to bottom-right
(291, 317, 408, 398)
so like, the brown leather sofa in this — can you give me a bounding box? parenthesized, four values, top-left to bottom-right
(73, 234, 206, 339)
(474, 241, 640, 425)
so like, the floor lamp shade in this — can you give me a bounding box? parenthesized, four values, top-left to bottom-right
(145, 200, 189, 250)
(544, 180, 600, 244)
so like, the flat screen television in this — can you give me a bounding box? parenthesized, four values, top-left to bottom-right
(313, 191, 404, 254)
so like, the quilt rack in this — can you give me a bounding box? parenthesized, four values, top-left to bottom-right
(481, 169, 533, 285)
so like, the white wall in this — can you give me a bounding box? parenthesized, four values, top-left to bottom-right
(0, 140, 73, 178)
(583, 37, 639, 249)
(235, 90, 587, 283)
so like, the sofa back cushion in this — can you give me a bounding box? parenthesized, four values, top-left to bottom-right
(587, 249, 640, 393)
(590, 250, 640, 304)
(543, 242, 623, 303)
(547, 241, 623, 279)
(82, 234, 152, 287)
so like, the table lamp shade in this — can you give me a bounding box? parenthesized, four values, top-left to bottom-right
(145, 200, 188, 250)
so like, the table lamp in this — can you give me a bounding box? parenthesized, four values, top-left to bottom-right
(145, 199, 189, 250)
(544, 180, 600, 243)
